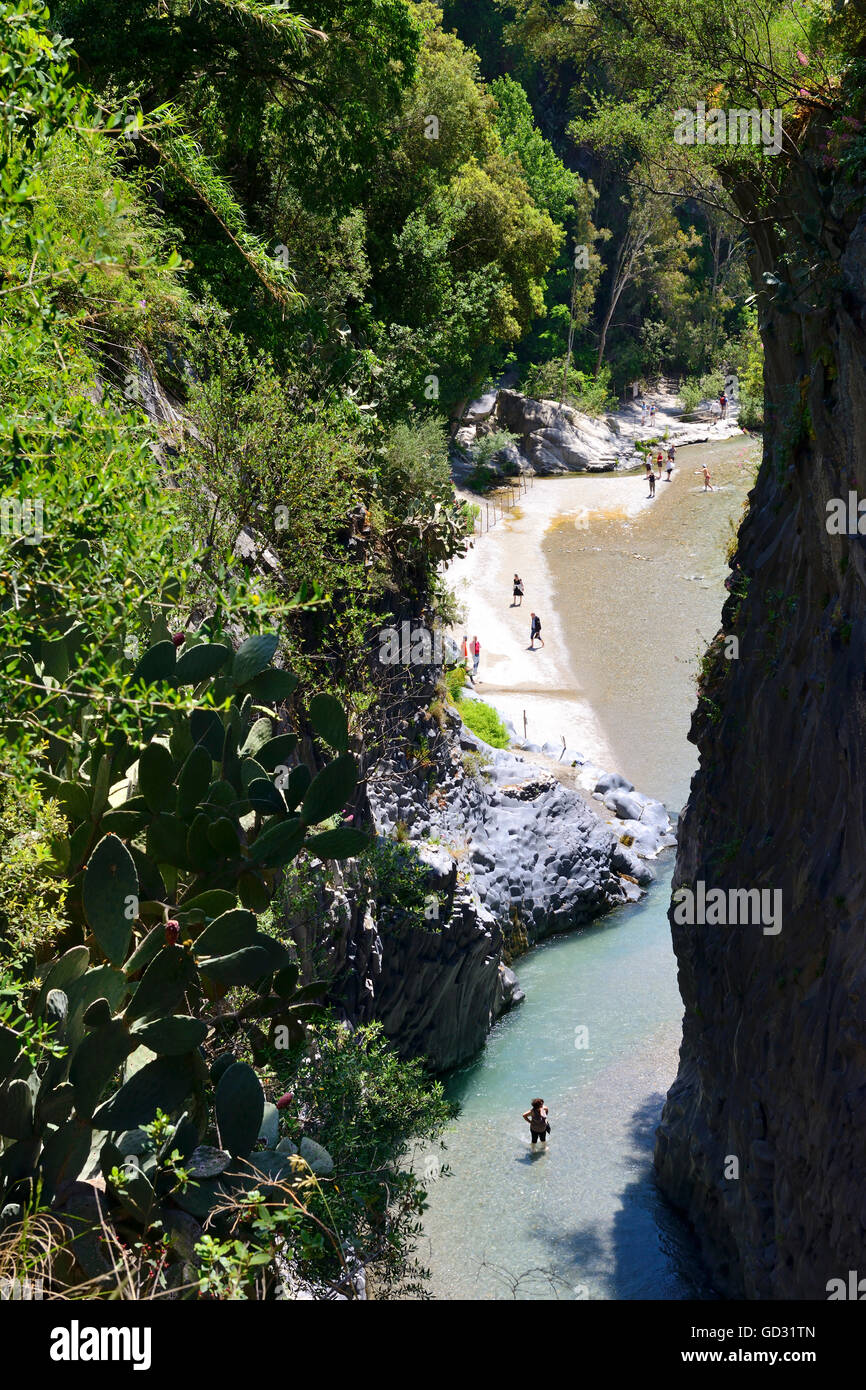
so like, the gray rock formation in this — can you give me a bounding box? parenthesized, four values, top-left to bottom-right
(290, 692, 674, 1072)
(453, 387, 745, 477)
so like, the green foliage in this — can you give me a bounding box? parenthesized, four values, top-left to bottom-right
(379, 416, 453, 516)
(445, 663, 470, 702)
(471, 429, 519, 469)
(274, 1021, 452, 1295)
(365, 837, 443, 935)
(0, 762, 70, 969)
(492, 74, 581, 224)
(523, 359, 615, 415)
(679, 369, 725, 413)
(456, 698, 510, 749)
(0, 620, 367, 1243)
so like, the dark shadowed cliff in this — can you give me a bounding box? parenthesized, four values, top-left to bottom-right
(655, 145, 866, 1297)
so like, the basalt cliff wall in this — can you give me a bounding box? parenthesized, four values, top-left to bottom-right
(654, 181, 866, 1297)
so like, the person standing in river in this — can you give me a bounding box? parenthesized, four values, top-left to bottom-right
(529, 612, 544, 648)
(702, 464, 715, 492)
(523, 1098, 550, 1145)
(512, 574, 524, 607)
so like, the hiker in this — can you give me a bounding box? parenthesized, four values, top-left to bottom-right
(471, 634, 481, 677)
(529, 612, 544, 649)
(719, 391, 727, 419)
(512, 573, 524, 607)
(702, 464, 715, 492)
(523, 1098, 550, 1146)
(461, 634, 476, 684)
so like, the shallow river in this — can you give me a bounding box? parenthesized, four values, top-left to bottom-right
(419, 435, 758, 1299)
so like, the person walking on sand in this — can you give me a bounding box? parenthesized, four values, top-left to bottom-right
(471, 634, 481, 678)
(512, 574, 524, 607)
(461, 634, 476, 684)
(529, 612, 544, 649)
(523, 1098, 550, 1146)
(702, 464, 715, 492)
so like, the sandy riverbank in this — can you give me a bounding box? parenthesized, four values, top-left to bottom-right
(448, 433, 758, 807)
(449, 469, 656, 772)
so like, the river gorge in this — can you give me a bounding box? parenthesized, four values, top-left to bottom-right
(420, 433, 758, 1298)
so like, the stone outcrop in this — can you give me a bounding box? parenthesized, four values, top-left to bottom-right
(454, 387, 743, 477)
(653, 186, 866, 1296)
(292, 693, 674, 1071)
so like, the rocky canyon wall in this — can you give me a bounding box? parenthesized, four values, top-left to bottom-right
(655, 172, 866, 1297)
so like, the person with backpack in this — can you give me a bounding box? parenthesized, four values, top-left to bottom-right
(523, 1098, 550, 1146)
(529, 612, 544, 648)
(512, 574, 524, 607)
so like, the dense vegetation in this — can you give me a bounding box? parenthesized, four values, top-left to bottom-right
(2, 0, 861, 1299)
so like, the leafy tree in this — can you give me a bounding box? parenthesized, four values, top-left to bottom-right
(274, 1021, 452, 1296)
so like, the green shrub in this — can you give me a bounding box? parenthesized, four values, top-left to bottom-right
(445, 664, 470, 703)
(471, 430, 519, 468)
(522, 359, 615, 416)
(458, 699, 510, 748)
(365, 837, 443, 934)
(271, 1021, 452, 1296)
(679, 370, 725, 412)
(0, 760, 70, 969)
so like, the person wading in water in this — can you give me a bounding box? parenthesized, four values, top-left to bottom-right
(523, 1098, 550, 1146)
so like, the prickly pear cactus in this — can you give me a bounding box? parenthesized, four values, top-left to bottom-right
(0, 625, 365, 1276)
